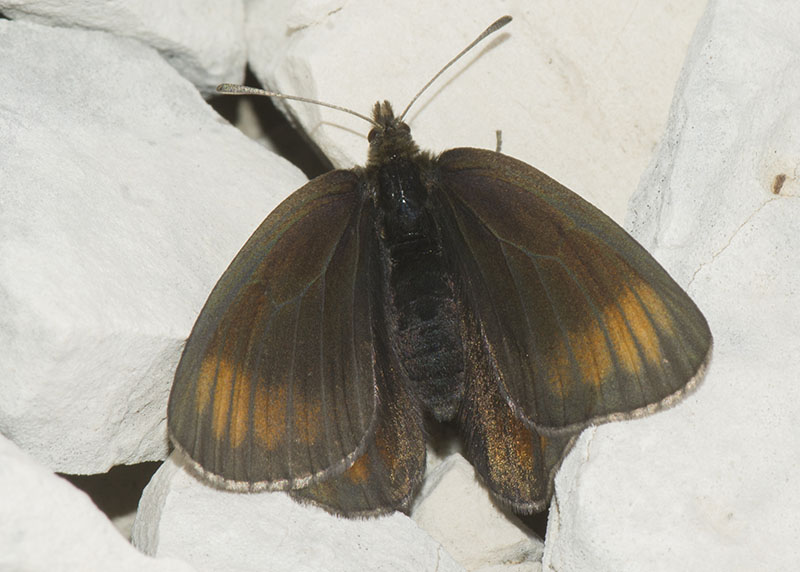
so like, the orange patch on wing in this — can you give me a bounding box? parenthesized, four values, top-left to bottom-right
(195, 357, 219, 415)
(211, 359, 236, 441)
(635, 280, 674, 333)
(601, 289, 645, 376)
(253, 385, 287, 450)
(345, 454, 370, 485)
(546, 279, 672, 390)
(567, 325, 614, 388)
(229, 369, 252, 449)
(616, 284, 663, 368)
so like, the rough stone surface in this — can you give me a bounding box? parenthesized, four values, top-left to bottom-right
(0, 0, 246, 93)
(0, 434, 195, 571)
(544, 1, 800, 570)
(131, 453, 464, 572)
(0, 20, 306, 474)
(412, 455, 544, 572)
(244, 0, 705, 223)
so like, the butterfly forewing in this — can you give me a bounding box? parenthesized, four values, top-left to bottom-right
(291, 248, 427, 515)
(435, 148, 712, 433)
(290, 356, 426, 515)
(168, 170, 379, 489)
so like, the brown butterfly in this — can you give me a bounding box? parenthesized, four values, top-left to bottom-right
(167, 16, 711, 516)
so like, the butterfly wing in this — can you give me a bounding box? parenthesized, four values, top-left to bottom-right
(290, 227, 427, 515)
(435, 148, 712, 433)
(291, 305, 426, 515)
(457, 303, 576, 512)
(168, 170, 379, 490)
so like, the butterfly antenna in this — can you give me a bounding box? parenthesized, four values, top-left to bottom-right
(218, 16, 511, 128)
(216, 84, 381, 128)
(398, 15, 512, 122)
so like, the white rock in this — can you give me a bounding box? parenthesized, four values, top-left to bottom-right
(412, 454, 544, 572)
(0, 20, 307, 473)
(131, 452, 464, 572)
(0, 0, 246, 93)
(628, 0, 800, 285)
(544, 1, 800, 570)
(244, 0, 704, 223)
(0, 434, 195, 571)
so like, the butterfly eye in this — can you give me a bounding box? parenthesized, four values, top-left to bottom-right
(399, 123, 410, 134)
(367, 128, 379, 143)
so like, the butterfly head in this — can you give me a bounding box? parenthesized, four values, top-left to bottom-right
(366, 101, 420, 168)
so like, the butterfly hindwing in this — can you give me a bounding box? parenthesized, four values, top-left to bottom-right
(457, 305, 576, 513)
(291, 328, 426, 515)
(168, 170, 380, 490)
(435, 148, 712, 433)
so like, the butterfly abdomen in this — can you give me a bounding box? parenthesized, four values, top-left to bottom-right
(374, 157, 465, 421)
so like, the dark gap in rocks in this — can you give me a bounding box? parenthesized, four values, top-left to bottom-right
(518, 509, 549, 539)
(209, 66, 332, 180)
(425, 416, 463, 459)
(60, 461, 161, 537)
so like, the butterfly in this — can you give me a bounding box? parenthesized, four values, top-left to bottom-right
(167, 16, 712, 517)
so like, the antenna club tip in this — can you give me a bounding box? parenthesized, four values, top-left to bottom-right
(490, 15, 512, 32)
